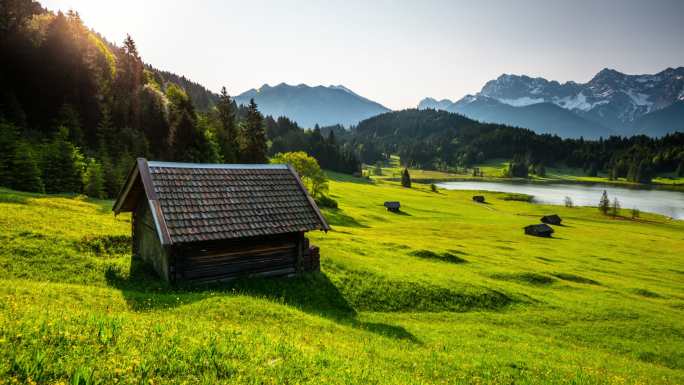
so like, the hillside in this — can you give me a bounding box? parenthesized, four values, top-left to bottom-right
(352, 109, 684, 179)
(234, 83, 390, 129)
(633, 101, 684, 137)
(420, 95, 614, 139)
(452, 96, 614, 139)
(1, 174, 683, 383)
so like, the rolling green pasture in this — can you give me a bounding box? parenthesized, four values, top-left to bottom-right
(1, 174, 683, 384)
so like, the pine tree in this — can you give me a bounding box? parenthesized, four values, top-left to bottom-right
(42, 127, 84, 194)
(56, 104, 83, 146)
(587, 163, 598, 177)
(401, 168, 411, 188)
(240, 99, 267, 163)
(636, 160, 652, 184)
(0, 120, 19, 187)
(10, 142, 44, 193)
(216, 86, 238, 163)
(96, 104, 114, 155)
(610, 197, 621, 218)
(627, 161, 638, 182)
(374, 161, 382, 176)
(166, 84, 208, 162)
(100, 152, 120, 198)
(83, 158, 105, 198)
(598, 190, 610, 215)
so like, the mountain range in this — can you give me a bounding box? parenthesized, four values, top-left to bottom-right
(419, 67, 684, 138)
(234, 83, 390, 129)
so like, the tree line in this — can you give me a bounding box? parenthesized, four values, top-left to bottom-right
(353, 109, 684, 183)
(0, 1, 360, 198)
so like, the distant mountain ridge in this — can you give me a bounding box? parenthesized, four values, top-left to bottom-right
(234, 83, 390, 129)
(419, 67, 684, 137)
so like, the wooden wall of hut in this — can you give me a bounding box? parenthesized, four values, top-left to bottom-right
(134, 200, 170, 281)
(173, 232, 302, 283)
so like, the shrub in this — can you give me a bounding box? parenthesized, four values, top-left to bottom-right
(315, 194, 338, 209)
(564, 196, 574, 208)
(505, 159, 528, 178)
(430, 183, 437, 192)
(611, 198, 621, 217)
(499, 193, 533, 202)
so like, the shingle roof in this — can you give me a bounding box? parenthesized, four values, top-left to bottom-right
(113, 159, 329, 245)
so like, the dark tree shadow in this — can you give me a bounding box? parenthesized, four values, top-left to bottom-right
(327, 172, 374, 185)
(388, 210, 412, 216)
(323, 208, 369, 228)
(106, 258, 419, 343)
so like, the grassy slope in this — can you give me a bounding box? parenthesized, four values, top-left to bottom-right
(1, 177, 683, 384)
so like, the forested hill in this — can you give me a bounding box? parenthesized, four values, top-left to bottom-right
(0, 0, 360, 200)
(150, 67, 219, 111)
(353, 109, 684, 182)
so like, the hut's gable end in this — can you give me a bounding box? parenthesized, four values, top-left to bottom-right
(134, 199, 170, 281)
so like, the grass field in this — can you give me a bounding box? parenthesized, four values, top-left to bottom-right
(1, 173, 683, 384)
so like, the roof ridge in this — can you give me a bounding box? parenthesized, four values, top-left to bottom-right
(147, 160, 288, 170)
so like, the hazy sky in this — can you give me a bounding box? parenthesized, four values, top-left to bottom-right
(41, 0, 684, 109)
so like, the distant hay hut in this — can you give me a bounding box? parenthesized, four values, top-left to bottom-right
(384, 201, 401, 212)
(541, 214, 562, 225)
(472, 195, 485, 203)
(524, 224, 554, 237)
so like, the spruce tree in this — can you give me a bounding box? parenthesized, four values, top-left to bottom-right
(401, 168, 411, 188)
(636, 160, 652, 184)
(43, 127, 83, 194)
(83, 158, 105, 198)
(610, 198, 621, 218)
(10, 142, 44, 193)
(0, 120, 19, 187)
(587, 163, 598, 177)
(598, 190, 610, 215)
(240, 99, 267, 163)
(216, 86, 239, 163)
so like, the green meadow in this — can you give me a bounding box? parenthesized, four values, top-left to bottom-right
(368, 156, 684, 187)
(1, 173, 683, 384)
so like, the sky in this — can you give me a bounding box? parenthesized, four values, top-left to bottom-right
(41, 0, 684, 110)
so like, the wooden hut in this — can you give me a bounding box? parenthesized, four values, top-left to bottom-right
(524, 224, 554, 237)
(384, 201, 401, 212)
(113, 158, 329, 283)
(541, 214, 562, 225)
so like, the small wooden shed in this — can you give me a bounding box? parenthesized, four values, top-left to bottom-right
(524, 224, 554, 237)
(113, 159, 329, 283)
(541, 214, 562, 225)
(384, 201, 401, 212)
